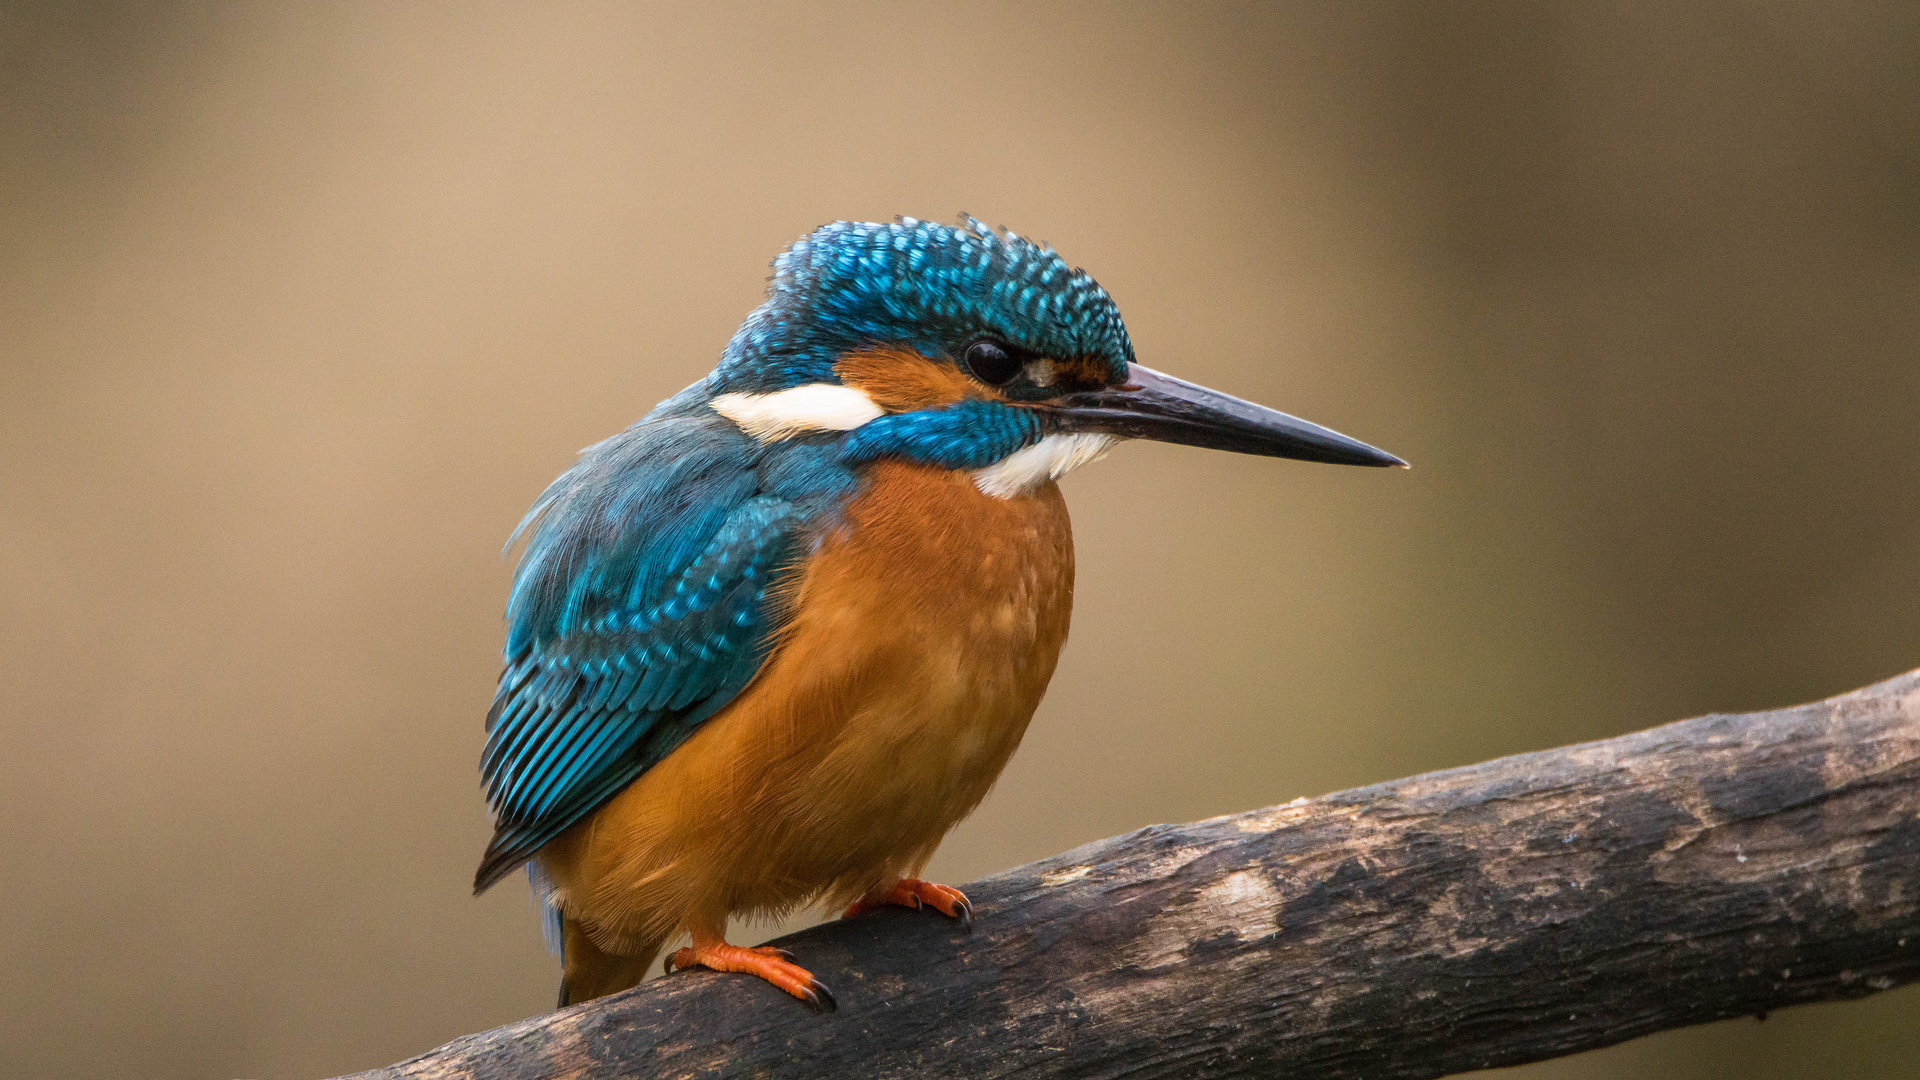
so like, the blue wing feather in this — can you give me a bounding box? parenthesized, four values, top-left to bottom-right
(474, 402, 854, 893)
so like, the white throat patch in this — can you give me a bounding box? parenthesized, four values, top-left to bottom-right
(973, 433, 1119, 499)
(711, 384, 885, 441)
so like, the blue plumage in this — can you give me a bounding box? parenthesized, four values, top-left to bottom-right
(841, 398, 1041, 470)
(713, 216, 1134, 394)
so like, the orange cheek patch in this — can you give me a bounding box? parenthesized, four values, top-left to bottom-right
(834, 348, 980, 412)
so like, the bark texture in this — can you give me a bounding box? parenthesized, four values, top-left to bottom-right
(342, 670, 1920, 1080)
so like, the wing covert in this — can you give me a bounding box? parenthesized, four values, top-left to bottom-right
(473, 411, 845, 893)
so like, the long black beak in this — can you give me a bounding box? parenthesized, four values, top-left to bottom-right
(1043, 363, 1406, 467)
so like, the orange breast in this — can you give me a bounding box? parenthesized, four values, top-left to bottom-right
(539, 460, 1075, 953)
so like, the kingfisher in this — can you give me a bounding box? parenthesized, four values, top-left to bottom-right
(474, 216, 1402, 1010)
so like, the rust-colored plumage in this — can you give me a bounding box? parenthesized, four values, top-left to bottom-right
(835, 347, 978, 412)
(538, 460, 1073, 1001)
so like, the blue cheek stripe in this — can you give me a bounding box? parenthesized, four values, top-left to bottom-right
(839, 399, 1041, 471)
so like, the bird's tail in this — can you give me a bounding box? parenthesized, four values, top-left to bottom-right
(556, 916, 666, 1008)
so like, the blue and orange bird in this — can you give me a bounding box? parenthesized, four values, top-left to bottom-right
(474, 217, 1403, 1009)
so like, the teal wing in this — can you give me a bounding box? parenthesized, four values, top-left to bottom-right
(473, 412, 850, 892)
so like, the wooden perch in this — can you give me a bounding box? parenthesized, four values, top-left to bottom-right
(343, 670, 1920, 1080)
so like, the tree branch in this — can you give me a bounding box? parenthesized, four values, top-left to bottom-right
(343, 670, 1920, 1080)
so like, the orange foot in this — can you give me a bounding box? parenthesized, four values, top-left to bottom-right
(665, 932, 836, 1012)
(843, 878, 974, 931)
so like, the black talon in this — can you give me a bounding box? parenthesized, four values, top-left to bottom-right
(804, 980, 838, 1013)
(662, 954, 677, 975)
(956, 899, 974, 934)
(765, 946, 796, 961)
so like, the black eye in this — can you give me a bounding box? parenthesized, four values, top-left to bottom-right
(963, 340, 1021, 386)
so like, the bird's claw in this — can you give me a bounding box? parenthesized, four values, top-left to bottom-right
(844, 878, 973, 933)
(662, 941, 835, 1011)
(800, 977, 838, 1013)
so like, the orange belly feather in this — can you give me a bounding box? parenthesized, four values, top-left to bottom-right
(537, 459, 1075, 967)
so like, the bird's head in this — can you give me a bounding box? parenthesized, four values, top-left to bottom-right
(705, 217, 1401, 496)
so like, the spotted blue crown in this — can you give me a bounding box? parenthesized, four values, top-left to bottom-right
(711, 216, 1135, 393)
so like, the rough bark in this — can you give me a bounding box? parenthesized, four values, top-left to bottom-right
(341, 669, 1920, 1080)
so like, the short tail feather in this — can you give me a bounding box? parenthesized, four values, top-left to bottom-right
(556, 915, 665, 1008)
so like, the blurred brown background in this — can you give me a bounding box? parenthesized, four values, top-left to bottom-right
(3, 2, 1917, 1078)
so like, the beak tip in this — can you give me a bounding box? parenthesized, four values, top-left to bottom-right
(1336, 443, 1407, 469)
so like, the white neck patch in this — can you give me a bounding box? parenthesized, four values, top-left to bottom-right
(711, 383, 885, 441)
(973, 433, 1119, 499)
